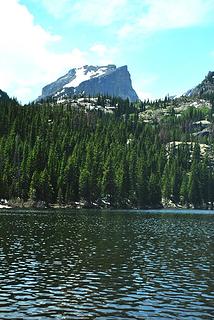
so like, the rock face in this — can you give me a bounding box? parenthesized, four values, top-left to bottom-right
(186, 71, 214, 97)
(38, 65, 139, 102)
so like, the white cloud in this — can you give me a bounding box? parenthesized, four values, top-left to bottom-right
(118, 0, 214, 38)
(90, 44, 118, 64)
(30, 0, 214, 35)
(90, 44, 107, 57)
(117, 24, 134, 38)
(133, 74, 159, 101)
(137, 89, 154, 101)
(139, 0, 211, 31)
(38, 0, 70, 18)
(72, 0, 127, 26)
(0, 0, 88, 103)
(38, 0, 127, 25)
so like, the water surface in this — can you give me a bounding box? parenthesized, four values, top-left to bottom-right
(0, 209, 213, 319)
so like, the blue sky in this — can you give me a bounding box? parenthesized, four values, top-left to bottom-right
(0, 0, 214, 103)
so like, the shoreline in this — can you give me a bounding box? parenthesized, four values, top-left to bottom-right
(0, 204, 11, 209)
(0, 201, 213, 211)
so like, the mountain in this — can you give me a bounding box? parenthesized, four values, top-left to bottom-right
(38, 64, 139, 102)
(185, 71, 214, 97)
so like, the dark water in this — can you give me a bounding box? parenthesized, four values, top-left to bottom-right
(0, 209, 213, 319)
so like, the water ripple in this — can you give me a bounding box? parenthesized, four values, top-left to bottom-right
(0, 210, 213, 319)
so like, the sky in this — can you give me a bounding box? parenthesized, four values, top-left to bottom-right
(0, 0, 214, 104)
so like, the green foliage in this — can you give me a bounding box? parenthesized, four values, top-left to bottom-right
(0, 94, 214, 208)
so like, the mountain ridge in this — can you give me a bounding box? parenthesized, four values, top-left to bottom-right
(185, 71, 214, 98)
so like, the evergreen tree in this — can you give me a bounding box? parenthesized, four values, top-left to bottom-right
(102, 159, 117, 206)
(79, 167, 91, 203)
(188, 163, 202, 208)
(148, 173, 161, 206)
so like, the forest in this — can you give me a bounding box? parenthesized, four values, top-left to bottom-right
(0, 92, 214, 209)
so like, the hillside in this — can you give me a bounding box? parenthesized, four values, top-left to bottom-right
(1, 91, 214, 209)
(186, 71, 214, 98)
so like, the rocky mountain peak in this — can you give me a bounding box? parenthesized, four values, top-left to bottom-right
(205, 71, 214, 82)
(186, 71, 214, 97)
(38, 64, 138, 102)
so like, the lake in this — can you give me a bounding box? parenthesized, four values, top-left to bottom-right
(0, 209, 213, 319)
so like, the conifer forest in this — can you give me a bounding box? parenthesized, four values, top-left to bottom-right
(1, 92, 214, 209)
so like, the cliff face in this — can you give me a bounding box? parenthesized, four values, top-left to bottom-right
(38, 65, 139, 102)
(76, 66, 138, 101)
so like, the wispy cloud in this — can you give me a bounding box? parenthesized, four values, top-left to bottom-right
(39, 0, 127, 25)
(117, 24, 134, 38)
(90, 44, 118, 64)
(72, 0, 127, 26)
(133, 74, 159, 101)
(39, 0, 214, 33)
(139, 0, 212, 30)
(118, 0, 214, 38)
(33, 0, 70, 19)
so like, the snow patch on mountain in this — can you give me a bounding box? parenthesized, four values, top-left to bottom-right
(64, 65, 112, 88)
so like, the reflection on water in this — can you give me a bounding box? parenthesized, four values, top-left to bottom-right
(0, 209, 213, 319)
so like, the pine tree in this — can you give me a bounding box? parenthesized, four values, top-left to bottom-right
(180, 174, 189, 206)
(148, 173, 161, 206)
(102, 158, 117, 206)
(79, 167, 91, 203)
(188, 163, 202, 208)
